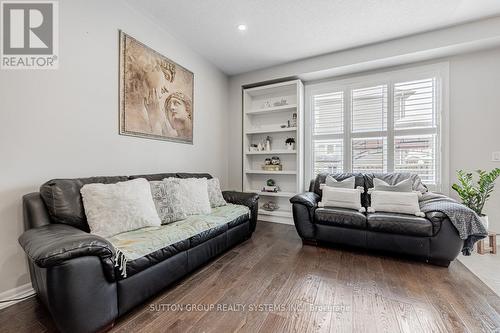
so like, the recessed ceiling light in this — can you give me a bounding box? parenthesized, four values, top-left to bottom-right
(237, 24, 247, 31)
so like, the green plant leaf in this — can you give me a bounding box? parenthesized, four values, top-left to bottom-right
(453, 168, 500, 215)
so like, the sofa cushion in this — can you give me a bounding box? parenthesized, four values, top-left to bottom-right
(313, 173, 368, 206)
(40, 176, 129, 232)
(176, 172, 213, 179)
(227, 209, 250, 229)
(107, 204, 249, 278)
(129, 173, 177, 181)
(315, 207, 367, 229)
(189, 224, 228, 247)
(366, 212, 433, 237)
(129, 173, 212, 181)
(117, 239, 190, 278)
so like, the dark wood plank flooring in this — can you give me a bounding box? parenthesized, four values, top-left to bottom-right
(1, 221, 500, 332)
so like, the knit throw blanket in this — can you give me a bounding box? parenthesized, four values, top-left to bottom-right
(419, 192, 488, 255)
(108, 204, 250, 278)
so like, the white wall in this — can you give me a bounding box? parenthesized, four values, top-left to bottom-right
(0, 0, 229, 294)
(449, 48, 500, 231)
(2, 2, 500, 298)
(227, 20, 500, 231)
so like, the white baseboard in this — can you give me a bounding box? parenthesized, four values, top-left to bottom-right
(0, 283, 35, 310)
(258, 215, 294, 225)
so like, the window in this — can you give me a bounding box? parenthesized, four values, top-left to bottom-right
(306, 64, 448, 191)
(312, 91, 344, 174)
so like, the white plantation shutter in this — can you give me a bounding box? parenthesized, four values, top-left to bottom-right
(351, 85, 388, 173)
(352, 85, 387, 132)
(394, 78, 436, 130)
(312, 92, 344, 175)
(313, 92, 343, 135)
(313, 139, 343, 174)
(352, 137, 387, 173)
(394, 135, 436, 184)
(307, 65, 444, 190)
(393, 77, 438, 184)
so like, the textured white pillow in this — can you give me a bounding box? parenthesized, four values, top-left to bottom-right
(172, 178, 211, 216)
(81, 178, 161, 238)
(368, 190, 425, 217)
(318, 186, 365, 212)
(150, 179, 188, 224)
(207, 178, 227, 208)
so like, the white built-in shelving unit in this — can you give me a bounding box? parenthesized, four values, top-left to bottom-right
(243, 79, 304, 224)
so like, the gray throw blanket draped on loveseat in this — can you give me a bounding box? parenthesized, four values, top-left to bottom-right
(419, 192, 488, 255)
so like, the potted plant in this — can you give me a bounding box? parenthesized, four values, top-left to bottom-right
(285, 137, 295, 150)
(452, 168, 500, 229)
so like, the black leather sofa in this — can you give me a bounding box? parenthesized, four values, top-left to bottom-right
(18, 172, 259, 333)
(290, 172, 463, 266)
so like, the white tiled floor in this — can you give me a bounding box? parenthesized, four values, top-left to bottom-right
(458, 240, 500, 296)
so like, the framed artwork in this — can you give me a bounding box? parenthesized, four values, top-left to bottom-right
(119, 31, 194, 143)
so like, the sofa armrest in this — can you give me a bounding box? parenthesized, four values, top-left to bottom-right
(222, 191, 259, 232)
(290, 192, 320, 208)
(290, 192, 320, 241)
(425, 211, 447, 223)
(424, 211, 448, 236)
(222, 191, 259, 207)
(19, 224, 116, 281)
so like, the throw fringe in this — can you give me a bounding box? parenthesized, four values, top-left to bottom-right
(114, 249, 128, 278)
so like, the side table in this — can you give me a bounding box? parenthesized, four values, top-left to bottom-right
(477, 232, 497, 254)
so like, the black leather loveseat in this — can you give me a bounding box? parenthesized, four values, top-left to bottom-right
(18, 172, 259, 333)
(290, 172, 463, 266)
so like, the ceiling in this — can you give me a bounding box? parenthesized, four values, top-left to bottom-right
(126, 0, 500, 75)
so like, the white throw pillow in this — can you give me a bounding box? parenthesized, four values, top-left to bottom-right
(150, 179, 188, 224)
(368, 190, 425, 217)
(81, 178, 161, 238)
(318, 186, 365, 212)
(207, 178, 227, 208)
(167, 177, 212, 216)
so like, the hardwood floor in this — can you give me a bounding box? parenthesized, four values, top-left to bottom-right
(2, 221, 500, 333)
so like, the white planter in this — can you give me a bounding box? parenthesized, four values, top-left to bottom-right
(480, 215, 489, 230)
(286, 143, 295, 150)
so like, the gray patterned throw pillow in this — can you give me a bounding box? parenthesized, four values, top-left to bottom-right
(149, 179, 188, 224)
(207, 178, 227, 208)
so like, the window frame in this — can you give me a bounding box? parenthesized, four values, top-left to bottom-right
(304, 62, 449, 193)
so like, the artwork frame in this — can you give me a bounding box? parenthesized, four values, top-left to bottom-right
(119, 30, 194, 144)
